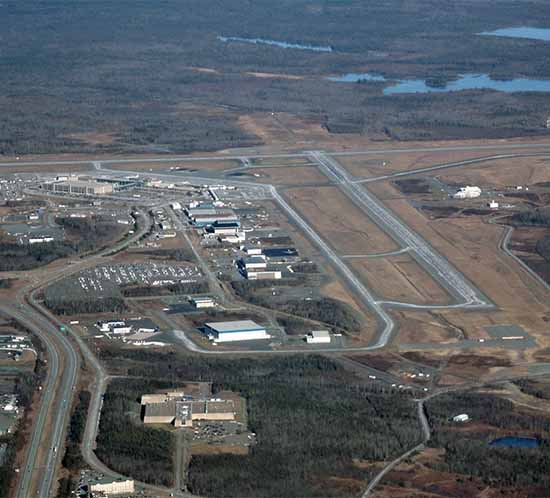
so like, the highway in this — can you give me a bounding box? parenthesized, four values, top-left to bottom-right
(3, 142, 549, 496)
(0, 305, 64, 498)
(8, 208, 154, 498)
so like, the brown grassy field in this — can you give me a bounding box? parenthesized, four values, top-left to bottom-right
(283, 185, 400, 255)
(335, 144, 550, 179)
(437, 155, 550, 189)
(370, 180, 550, 349)
(245, 166, 329, 185)
(350, 254, 452, 306)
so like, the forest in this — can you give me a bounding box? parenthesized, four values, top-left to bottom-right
(98, 349, 421, 497)
(62, 390, 91, 471)
(231, 280, 362, 334)
(425, 391, 550, 489)
(2, 1, 550, 155)
(96, 378, 178, 486)
(120, 280, 208, 298)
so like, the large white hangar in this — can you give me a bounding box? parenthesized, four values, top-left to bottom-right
(204, 320, 270, 343)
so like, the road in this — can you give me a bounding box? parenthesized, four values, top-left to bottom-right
(9, 208, 154, 498)
(0, 305, 65, 498)
(362, 400, 429, 498)
(3, 141, 549, 495)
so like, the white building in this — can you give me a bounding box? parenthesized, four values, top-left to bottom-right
(246, 270, 282, 280)
(205, 320, 270, 343)
(243, 246, 263, 256)
(306, 330, 331, 344)
(452, 413, 470, 423)
(453, 186, 481, 199)
(241, 256, 267, 270)
(489, 200, 499, 209)
(89, 477, 135, 495)
(191, 297, 216, 309)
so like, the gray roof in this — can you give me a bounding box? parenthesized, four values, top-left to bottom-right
(205, 320, 265, 333)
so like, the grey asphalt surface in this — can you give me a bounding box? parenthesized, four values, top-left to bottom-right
(308, 151, 491, 308)
(2, 142, 549, 496)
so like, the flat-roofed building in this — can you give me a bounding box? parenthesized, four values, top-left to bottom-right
(89, 477, 135, 495)
(246, 270, 282, 280)
(190, 296, 216, 309)
(42, 180, 114, 196)
(241, 256, 267, 270)
(306, 330, 331, 344)
(204, 320, 269, 342)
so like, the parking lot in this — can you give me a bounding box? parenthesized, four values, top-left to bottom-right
(77, 263, 202, 292)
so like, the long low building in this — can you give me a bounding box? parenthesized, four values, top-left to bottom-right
(204, 320, 270, 342)
(142, 393, 235, 427)
(42, 179, 114, 196)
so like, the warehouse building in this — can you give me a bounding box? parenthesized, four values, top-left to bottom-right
(240, 256, 267, 270)
(142, 392, 235, 427)
(190, 296, 216, 308)
(306, 330, 331, 344)
(245, 270, 282, 280)
(88, 476, 135, 495)
(204, 320, 270, 342)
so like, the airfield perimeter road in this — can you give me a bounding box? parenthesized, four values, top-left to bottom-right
(1, 141, 549, 496)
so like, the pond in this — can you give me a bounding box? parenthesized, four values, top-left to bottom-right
(490, 437, 540, 448)
(480, 26, 550, 42)
(218, 36, 333, 52)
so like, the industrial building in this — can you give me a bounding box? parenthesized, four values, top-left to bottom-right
(141, 391, 235, 427)
(190, 296, 216, 308)
(306, 330, 331, 344)
(87, 477, 135, 496)
(245, 270, 282, 280)
(243, 245, 263, 256)
(42, 179, 114, 196)
(204, 320, 269, 342)
(241, 256, 267, 270)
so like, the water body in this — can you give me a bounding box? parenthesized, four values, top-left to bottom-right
(327, 72, 550, 94)
(383, 73, 550, 95)
(218, 36, 332, 52)
(490, 437, 539, 448)
(480, 26, 550, 42)
(326, 72, 386, 83)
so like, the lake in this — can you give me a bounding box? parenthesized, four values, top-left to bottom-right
(384, 73, 550, 95)
(326, 73, 386, 83)
(490, 437, 539, 448)
(326, 72, 550, 94)
(480, 26, 550, 42)
(218, 36, 332, 52)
